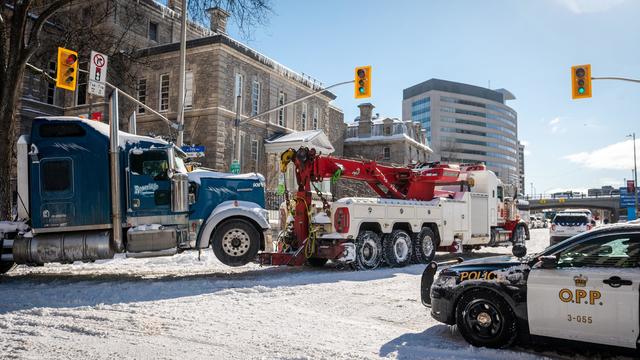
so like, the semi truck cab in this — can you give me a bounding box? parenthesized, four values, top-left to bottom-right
(0, 117, 270, 273)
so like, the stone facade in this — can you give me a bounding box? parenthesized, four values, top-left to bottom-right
(134, 34, 344, 191)
(336, 103, 432, 198)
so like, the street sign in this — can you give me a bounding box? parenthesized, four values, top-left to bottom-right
(88, 50, 108, 97)
(627, 180, 636, 193)
(619, 187, 639, 207)
(230, 159, 240, 174)
(181, 145, 206, 158)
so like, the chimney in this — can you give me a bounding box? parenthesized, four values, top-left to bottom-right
(167, 0, 182, 15)
(357, 103, 374, 138)
(207, 7, 230, 34)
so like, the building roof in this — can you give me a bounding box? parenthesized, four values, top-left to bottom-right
(264, 130, 335, 154)
(137, 34, 336, 100)
(403, 78, 512, 104)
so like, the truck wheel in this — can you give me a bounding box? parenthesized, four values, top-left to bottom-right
(456, 289, 518, 348)
(413, 227, 437, 264)
(211, 218, 261, 267)
(0, 262, 15, 275)
(306, 257, 328, 267)
(383, 230, 413, 267)
(355, 231, 383, 270)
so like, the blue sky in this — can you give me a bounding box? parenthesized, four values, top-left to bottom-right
(214, 0, 640, 195)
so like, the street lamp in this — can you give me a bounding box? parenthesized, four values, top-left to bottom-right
(627, 133, 638, 218)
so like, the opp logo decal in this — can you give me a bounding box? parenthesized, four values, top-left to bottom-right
(558, 288, 603, 306)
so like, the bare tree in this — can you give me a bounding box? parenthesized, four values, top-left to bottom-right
(0, 0, 272, 220)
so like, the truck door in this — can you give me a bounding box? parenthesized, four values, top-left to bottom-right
(527, 233, 640, 349)
(128, 149, 171, 215)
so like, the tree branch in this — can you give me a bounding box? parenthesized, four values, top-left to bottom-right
(24, 0, 73, 56)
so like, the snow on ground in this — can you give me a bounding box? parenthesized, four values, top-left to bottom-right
(0, 229, 632, 360)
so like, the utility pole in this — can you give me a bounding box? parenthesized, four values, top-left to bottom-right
(176, 0, 188, 146)
(232, 95, 242, 174)
(629, 133, 638, 218)
(530, 182, 534, 199)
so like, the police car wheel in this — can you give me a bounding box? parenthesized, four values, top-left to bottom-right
(413, 227, 437, 264)
(0, 261, 15, 275)
(354, 231, 383, 270)
(383, 230, 413, 267)
(211, 219, 261, 267)
(456, 289, 517, 348)
(306, 257, 328, 267)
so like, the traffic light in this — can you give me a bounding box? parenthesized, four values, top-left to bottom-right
(571, 64, 591, 99)
(56, 47, 78, 91)
(354, 65, 371, 99)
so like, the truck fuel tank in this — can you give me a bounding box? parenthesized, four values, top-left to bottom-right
(13, 230, 114, 265)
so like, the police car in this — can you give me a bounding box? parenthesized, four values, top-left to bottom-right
(421, 222, 640, 350)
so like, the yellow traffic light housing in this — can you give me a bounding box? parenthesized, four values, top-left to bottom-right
(571, 64, 592, 99)
(56, 47, 78, 91)
(354, 65, 371, 99)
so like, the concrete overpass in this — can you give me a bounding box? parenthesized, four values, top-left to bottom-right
(519, 195, 622, 222)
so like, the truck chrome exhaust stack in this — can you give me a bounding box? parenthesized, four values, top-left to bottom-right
(109, 91, 124, 252)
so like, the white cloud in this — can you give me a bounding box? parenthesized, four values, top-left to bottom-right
(523, 149, 532, 156)
(554, 0, 626, 14)
(563, 139, 639, 170)
(520, 140, 530, 147)
(598, 177, 623, 187)
(548, 117, 565, 134)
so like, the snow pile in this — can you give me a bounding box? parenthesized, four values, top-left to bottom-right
(0, 229, 624, 359)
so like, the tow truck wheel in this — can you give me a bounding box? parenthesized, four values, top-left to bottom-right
(455, 289, 517, 348)
(412, 227, 437, 264)
(306, 257, 328, 267)
(383, 230, 413, 267)
(211, 218, 261, 267)
(354, 231, 383, 270)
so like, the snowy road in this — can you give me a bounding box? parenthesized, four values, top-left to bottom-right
(0, 229, 631, 359)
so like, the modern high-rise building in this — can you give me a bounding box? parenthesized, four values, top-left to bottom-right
(402, 78, 519, 185)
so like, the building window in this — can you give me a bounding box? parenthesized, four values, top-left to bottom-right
(184, 71, 193, 109)
(234, 73, 243, 112)
(384, 126, 391, 136)
(383, 147, 390, 160)
(277, 91, 286, 126)
(75, 63, 88, 106)
(301, 103, 307, 130)
(251, 139, 259, 162)
(149, 22, 158, 42)
(312, 107, 319, 129)
(137, 79, 147, 113)
(251, 80, 260, 116)
(46, 61, 56, 105)
(159, 73, 170, 112)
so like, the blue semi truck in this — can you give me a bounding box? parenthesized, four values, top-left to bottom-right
(0, 117, 271, 274)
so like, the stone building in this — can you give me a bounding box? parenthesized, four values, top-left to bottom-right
(344, 103, 431, 164)
(15, 0, 210, 137)
(336, 103, 432, 198)
(133, 8, 344, 191)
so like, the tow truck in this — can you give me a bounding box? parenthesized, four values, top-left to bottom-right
(259, 147, 529, 270)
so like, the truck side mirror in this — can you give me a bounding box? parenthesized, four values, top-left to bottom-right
(538, 255, 558, 269)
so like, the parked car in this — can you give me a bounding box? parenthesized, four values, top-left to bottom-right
(550, 213, 591, 245)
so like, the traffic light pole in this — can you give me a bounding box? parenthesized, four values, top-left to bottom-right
(591, 76, 640, 84)
(238, 79, 354, 126)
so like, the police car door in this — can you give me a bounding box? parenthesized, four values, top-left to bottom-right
(527, 233, 640, 349)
